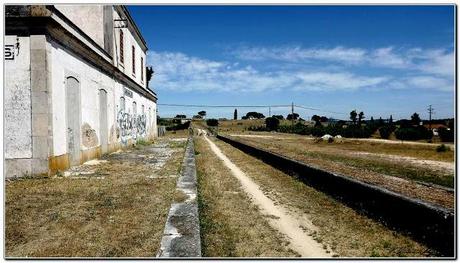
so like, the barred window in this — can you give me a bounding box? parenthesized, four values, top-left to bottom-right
(132, 46, 135, 75)
(119, 30, 124, 64)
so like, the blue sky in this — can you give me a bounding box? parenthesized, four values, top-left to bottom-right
(128, 5, 455, 120)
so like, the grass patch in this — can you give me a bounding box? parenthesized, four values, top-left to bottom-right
(194, 136, 297, 257)
(5, 137, 187, 257)
(304, 151, 454, 188)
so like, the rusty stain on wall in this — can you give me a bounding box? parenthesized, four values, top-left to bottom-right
(49, 153, 70, 174)
(81, 122, 98, 148)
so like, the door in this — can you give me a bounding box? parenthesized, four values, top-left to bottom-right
(66, 76, 81, 165)
(99, 89, 108, 153)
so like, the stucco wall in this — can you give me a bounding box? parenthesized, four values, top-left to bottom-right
(4, 36, 32, 159)
(55, 5, 105, 50)
(48, 38, 157, 159)
(112, 9, 147, 89)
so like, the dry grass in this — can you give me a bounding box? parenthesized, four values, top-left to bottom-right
(227, 136, 454, 208)
(212, 138, 433, 257)
(194, 136, 298, 257)
(5, 138, 187, 258)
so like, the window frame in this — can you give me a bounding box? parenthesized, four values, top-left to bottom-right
(132, 45, 136, 76)
(119, 30, 124, 65)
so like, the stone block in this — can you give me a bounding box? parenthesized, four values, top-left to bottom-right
(30, 35, 46, 50)
(32, 136, 48, 159)
(31, 90, 48, 113)
(32, 113, 49, 137)
(5, 159, 32, 178)
(31, 158, 49, 175)
(30, 70, 47, 92)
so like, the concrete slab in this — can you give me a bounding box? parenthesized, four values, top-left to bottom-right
(157, 137, 201, 258)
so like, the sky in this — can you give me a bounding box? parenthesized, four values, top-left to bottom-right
(128, 5, 455, 120)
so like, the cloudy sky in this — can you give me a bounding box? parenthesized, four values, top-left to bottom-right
(129, 5, 454, 120)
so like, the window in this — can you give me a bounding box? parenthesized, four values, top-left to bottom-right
(141, 57, 144, 82)
(132, 46, 135, 75)
(133, 101, 137, 116)
(119, 30, 124, 64)
(141, 105, 144, 115)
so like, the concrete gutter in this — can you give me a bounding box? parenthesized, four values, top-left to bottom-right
(157, 137, 201, 257)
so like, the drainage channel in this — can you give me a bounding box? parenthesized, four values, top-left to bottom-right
(216, 134, 455, 257)
(157, 136, 201, 258)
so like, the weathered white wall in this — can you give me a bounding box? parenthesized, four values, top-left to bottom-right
(4, 36, 32, 159)
(55, 5, 105, 50)
(48, 38, 157, 158)
(112, 8, 147, 89)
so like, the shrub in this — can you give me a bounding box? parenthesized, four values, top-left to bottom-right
(166, 121, 190, 131)
(248, 125, 267, 131)
(206, 119, 219, 126)
(436, 144, 449, 152)
(265, 117, 280, 131)
(438, 127, 454, 142)
(378, 125, 393, 139)
(395, 126, 432, 141)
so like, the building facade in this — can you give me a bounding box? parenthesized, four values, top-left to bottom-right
(5, 5, 158, 178)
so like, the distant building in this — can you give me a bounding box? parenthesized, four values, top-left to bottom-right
(5, 5, 158, 177)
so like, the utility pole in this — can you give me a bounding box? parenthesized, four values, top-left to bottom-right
(428, 105, 434, 130)
(291, 102, 294, 126)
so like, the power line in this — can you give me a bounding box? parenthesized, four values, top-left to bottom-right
(158, 103, 292, 108)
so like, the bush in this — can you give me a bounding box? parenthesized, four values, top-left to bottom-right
(438, 127, 454, 142)
(265, 117, 280, 131)
(248, 125, 267, 131)
(206, 119, 219, 126)
(436, 144, 449, 152)
(166, 121, 190, 131)
(395, 126, 432, 141)
(378, 125, 393, 139)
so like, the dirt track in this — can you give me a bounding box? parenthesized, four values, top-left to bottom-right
(200, 130, 329, 257)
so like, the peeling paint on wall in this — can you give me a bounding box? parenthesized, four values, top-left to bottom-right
(81, 122, 99, 148)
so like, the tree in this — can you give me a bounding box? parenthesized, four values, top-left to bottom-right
(146, 66, 154, 87)
(411, 112, 421, 126)
(245, 112, 265, 119)
(287, 113, 299, 120)
(265, 117, 280, 131)
(350, 110, 357, 124)
(193, 115, 202, 119)
(311, 115, 321, 127)
(175, 114, 186, 119)
(206, 119, 219, 126)
(378, 117, 384, 126)
(272, 115, 284, 120)
(233, 109, 238, 120)
(389, 115, 393, 125)
(320, 116, 329, 122)
(358, 111, 365, 126)
(198, 111, 206, 118)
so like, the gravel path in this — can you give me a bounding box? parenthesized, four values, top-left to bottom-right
(201, 130, 329, 258)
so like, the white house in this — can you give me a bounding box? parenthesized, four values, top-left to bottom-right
(5, 5, 158, 177)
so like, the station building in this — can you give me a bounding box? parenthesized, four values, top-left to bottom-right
(5, 5, 158, 177)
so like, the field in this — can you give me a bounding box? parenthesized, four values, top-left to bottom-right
(193, 131, 432, 257)
(5, 135, 187, 257)
(213, 120, 454, 208)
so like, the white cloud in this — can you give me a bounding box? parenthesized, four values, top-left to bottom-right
(234, 46, 367, 64)
(148, 49, 453, 94)
(148, 51, 389, 93)
(232, 45, 455, 77)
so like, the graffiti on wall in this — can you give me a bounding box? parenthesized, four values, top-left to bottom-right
(116, 109, 147, 143)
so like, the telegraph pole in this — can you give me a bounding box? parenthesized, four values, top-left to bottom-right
(428, 105, 434, 130)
